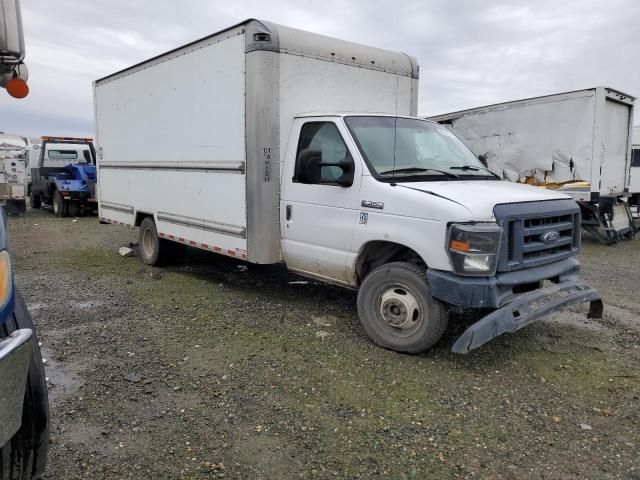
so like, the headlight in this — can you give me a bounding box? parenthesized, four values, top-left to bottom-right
(0, 251, 13, 313)
(447, 223, 502, 276)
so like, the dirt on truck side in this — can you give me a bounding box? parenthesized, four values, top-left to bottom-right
(8, 210, 640, 480)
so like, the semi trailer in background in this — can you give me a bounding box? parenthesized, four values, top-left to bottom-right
(95, 19, 601, 355)
(631, 126, 640, 215)
(0, 132, 28, 213)
(428, 87, 636, 243)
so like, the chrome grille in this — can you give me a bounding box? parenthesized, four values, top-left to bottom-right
(495, 200, 581, 272)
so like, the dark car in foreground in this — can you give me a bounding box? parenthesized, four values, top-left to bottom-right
(0, 208, 48, 479)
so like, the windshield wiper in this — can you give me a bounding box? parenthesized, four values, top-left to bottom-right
(449, 165, 500, 178)
(379, 167, 459, 178)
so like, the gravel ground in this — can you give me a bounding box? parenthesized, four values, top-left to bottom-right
(7, 209, 640, 479)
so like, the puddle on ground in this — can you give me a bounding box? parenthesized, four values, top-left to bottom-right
(40, 346, 85, 405)
(70, 300, 104, 310)
(26, 302, 47, 311)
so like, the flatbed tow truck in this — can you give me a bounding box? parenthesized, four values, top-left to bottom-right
(29, 136, 97, 217)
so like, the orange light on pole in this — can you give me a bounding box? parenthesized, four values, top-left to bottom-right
(7, 77, 29, 98)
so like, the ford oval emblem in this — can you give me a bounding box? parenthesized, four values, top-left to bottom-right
(541, 229, 560, 245)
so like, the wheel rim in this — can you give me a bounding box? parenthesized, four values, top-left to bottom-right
(53, 196, 59, 214)
(142, 227, 154, 258)
(379, 284, 422, 331)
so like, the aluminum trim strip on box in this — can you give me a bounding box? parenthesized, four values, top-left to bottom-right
(157, 211, 246, 238)
(100, 201, 134, 214)
(99, 161, 245, 174)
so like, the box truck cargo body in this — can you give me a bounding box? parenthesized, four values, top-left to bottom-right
(95, 20, 418, 266)
(428, 88, 636, 242)
(94, 19, 601, 354)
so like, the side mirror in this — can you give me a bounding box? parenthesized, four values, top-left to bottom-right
(478, 154, 488, 168)
(296, 149, 354, 187)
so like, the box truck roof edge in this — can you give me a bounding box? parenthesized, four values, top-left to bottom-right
(94, 19, 419, 87)
(428, 86, 635, 121)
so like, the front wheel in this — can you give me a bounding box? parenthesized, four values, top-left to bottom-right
(0, 290, 50, 479)
(357, 262, 449, 354)
(52, 191, 68, 218)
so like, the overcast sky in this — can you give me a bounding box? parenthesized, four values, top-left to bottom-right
(2, 0, 639, 137)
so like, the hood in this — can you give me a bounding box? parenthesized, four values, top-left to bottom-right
(396, 179, 572, 220)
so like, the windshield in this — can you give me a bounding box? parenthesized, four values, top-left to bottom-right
(344, 116, 496, 181)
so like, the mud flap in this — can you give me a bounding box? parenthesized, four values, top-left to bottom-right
(451, 282, 603, 354)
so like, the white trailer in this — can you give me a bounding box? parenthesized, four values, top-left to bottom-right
(94, 19, 602, 354)
(428, 88, 636, 243)
(0, 132, 27, 213)
(631, 126, 640, 214)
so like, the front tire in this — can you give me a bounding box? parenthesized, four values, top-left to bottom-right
(357, 262, 449, 354)
(0, 290, 50, 479)
(52, 192, 68, 218)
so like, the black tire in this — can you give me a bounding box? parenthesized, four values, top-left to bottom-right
(0, 290, 49, 479)
(357, 262, 449, 354)
(29, 192, 41, 210)
(52, 192, 68, 218)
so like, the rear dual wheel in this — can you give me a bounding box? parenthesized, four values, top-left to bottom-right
(139, 217, 186, 266)
(357, 262, 449, 354)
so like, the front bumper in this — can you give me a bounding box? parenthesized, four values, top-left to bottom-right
(427, 258, 581, 309)
(450, 282, 602, 353)
(426, 258, 603, 353)
(0, 328, 33, 446)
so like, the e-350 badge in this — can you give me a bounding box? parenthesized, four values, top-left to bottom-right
(361, 200, 384, 210)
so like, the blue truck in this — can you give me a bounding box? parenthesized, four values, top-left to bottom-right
(28, 137, 97, 217)
(0, 208, 49, 479)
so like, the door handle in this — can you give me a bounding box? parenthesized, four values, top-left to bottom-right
(285, 204, 292, 221)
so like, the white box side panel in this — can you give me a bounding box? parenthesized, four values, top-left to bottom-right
(277, 55, 414, 163)
(95, 33, 248, 255)
(444, 94, 596, 186)
(598, 99, 632, 195)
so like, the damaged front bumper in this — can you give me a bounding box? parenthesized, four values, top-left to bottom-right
(0, 328, 33, 446)
(450, 282, 602, 353)
(426, 258, 603, 354)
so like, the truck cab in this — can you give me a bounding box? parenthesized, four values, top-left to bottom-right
(281, 114, 601, 353)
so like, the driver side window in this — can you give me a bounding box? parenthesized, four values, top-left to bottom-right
(295, 122, 351, 184)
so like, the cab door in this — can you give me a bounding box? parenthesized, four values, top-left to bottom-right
(280, 118, 362, 284)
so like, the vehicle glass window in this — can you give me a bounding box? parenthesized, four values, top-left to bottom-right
(632, 148, 640, 168)
(296, 122, 349, 183)
(48, 150, 78, 160)
(345, 116, 492, 181)
(82, 150, 92, 163)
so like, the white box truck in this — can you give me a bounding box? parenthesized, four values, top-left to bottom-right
(94, 19, 602, 354)
(428, 88, 636, 243)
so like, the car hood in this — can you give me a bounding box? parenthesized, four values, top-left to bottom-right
(395, 179, 572, 220)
